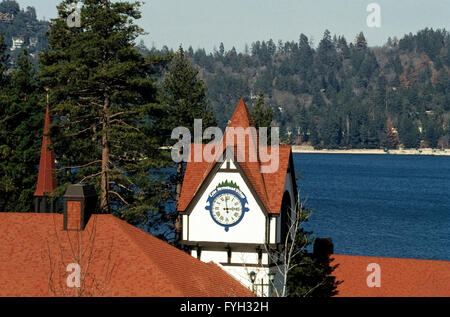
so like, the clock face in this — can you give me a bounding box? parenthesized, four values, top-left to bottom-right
(206, 181, 249, 231)
(211, 193, 243, 226)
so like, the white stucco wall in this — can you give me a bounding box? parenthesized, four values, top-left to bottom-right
(219, 264, 281, 297)
(200, 250, 228, 263)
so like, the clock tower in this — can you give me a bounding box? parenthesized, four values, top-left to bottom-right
(177, 98, 297, 296)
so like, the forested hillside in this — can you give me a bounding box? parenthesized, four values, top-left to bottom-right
(0, 0, 48, 65)
(1, 0, 449, 150)
(177, 29, 450, 149)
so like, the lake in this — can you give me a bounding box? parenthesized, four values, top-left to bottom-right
(293, 153, 450, 261)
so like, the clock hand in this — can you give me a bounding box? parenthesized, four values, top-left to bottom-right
(224, 197, 230, 214)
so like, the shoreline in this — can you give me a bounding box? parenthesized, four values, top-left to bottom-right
(291, 146, 450, 156)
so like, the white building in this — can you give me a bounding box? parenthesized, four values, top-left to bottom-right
(11, 36, 24, 51)
(177, 98, 297, 296)
(29, 37, 38, 47)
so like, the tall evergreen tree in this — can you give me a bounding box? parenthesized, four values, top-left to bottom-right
(0, 51, 42, 212)
(251, 92, 273, 129)
(159, 45, 217, 243)
(423, 117, 442, 148)
(317, 30, 338, 73)
(298, 34, 313, 79)
(160, 46, 216, 137)
(0, 34, 7, 85)
(39, 0, 169, 223)
(321, 111, 342, 148)
(398, 115, 420, 148)
(382, 118, 399, 149)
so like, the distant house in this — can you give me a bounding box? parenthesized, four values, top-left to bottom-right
(29, 37, 38, 47)
(0, 12, 14, 23)
(10, 36, 24, 51)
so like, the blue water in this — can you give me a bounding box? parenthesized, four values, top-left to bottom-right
(293, 153, 450, 261)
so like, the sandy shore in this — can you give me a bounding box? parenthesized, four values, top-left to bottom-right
(292, 145, 450, 156)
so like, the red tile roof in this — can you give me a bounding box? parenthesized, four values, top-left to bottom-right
(332, 254, 450, 297)
(177, 98, 293, 214)
(34, 104, 57, 197)
(0, 213, 254, 297)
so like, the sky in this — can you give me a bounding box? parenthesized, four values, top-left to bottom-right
(15, 0, 450, 52)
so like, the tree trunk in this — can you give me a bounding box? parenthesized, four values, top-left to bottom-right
(174, 137, 184, 245)
(100, 95, 110, 213)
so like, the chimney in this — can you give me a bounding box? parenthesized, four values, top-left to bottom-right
(63, 184, 97, 231)
(34, 89, 58, 213)
(313, 237, 334, 263)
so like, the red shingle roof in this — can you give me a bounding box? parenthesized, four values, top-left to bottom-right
(177, 98, 293, 214)
(34, 104, 57, 197)
(332, 254, 450, 297)
(0, 213, 254, 297)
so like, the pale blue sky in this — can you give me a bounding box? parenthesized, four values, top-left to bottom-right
(16, 0, 450, 52)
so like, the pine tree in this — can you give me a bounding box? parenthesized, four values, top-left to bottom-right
(39, 0, 170, 223)
(423, 117, 442, 148)
(298, 34, 313, 79)
(160, 46, 216, 136)
(321, 111, 342, 149)
(0, 51, 43, 212)
(0, 34, 7, 85)
(251, 92, 273, 129)
(355, 32, 368, 50)
(159, 45, 217, 244)
(398, 115, 420, 148)
(383, 118, 399, 149)
(317, 30, 338, 73)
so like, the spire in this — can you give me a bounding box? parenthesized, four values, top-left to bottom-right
(34, 89, 57, 198)
(222, 98, 270, 211)
(224, 97, 260, 161)
(227, 97, 255, 128)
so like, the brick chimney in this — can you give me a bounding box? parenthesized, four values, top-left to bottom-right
(63, 184, 97, 231)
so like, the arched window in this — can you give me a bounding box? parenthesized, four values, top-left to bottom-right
(280, 191, 292, 243)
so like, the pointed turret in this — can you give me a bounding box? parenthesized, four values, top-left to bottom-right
(223, 98, 270, 211)
(34, 89, 57, 213)
(227, 97, 256, 128)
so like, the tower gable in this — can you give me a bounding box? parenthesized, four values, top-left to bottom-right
(182, 148, 269, 217)
(182, 151, 269, 245)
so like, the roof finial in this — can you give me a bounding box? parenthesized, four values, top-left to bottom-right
(45, 87, 50, 108)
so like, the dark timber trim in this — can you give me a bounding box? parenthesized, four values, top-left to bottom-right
(180, 240, 277, 251)
(289, 151, 298, 204)
(219, 262, 275, 268)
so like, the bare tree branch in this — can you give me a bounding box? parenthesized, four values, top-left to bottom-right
(109, 190, 130, 205)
